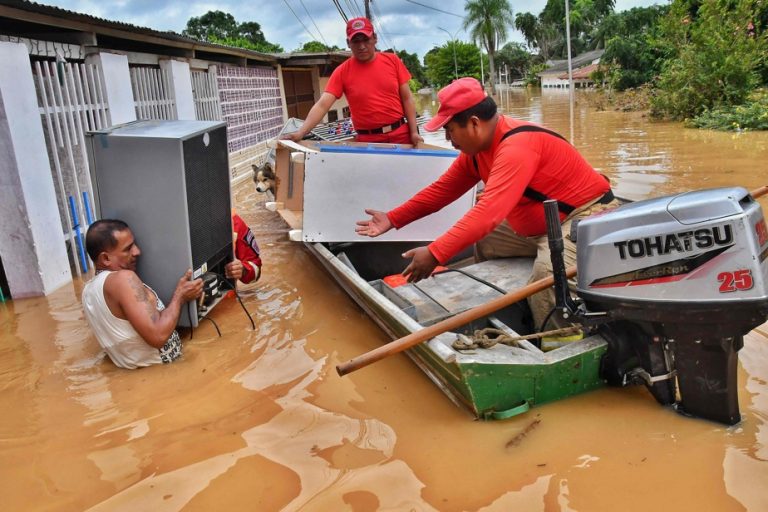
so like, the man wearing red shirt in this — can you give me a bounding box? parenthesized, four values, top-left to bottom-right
(356, 77, 619, 329)
(283, 17, 423, 146)
(224, 214, 262, 284)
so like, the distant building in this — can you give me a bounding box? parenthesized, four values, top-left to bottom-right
(538, 49, 604, 88)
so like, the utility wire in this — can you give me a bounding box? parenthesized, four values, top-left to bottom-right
(298, 0, 329, 46)
(371, 0, 385, 21)
(370, 1, 394, 50)
(281, 0, 320, 43)
(344, 0, 363, 18)
(332, 0, 348, 22)
(404, 0, 463, 18)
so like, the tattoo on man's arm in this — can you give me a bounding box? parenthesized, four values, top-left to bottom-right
(128, 274, 159, 321)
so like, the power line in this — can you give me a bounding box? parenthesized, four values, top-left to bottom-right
(344, 0, 362, 18)
(282, 0, 320, 43)
(404, 0, 463, 18)
(371, 0, 385, 26)
(298, 0, 329, 45)
(332, 0, 348, 22)
(370, 1, 393, 50)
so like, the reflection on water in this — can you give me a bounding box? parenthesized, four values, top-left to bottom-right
(1, 90, 768, 511)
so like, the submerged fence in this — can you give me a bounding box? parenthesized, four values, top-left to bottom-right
(33, 59, 111, 276)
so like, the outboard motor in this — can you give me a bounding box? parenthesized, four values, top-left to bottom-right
(559, 187, 768, 425)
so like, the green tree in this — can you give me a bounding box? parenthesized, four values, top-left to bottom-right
(183, 11, 239, 41)
(495, 42, 538, 79)
(592, 5, 666, 49)
(408, 78, 423, 94)
(516, 0, 616, 60)
(295, 41, 342, 52)
(463, 0, 515, 93)
(514, 12, 538, 46)
(425, 41, 484, 88)
(213, 37, 284, 53)
(397, 49, 428, 85)
(238, 21, 268, 46)
(183, 11, 283, 53)
(515, 13, 562, 62)
(597, 6, 668, 90)
(651, 0, 768, 120)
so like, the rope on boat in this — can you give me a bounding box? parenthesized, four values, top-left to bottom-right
(453, 325, 584, 350)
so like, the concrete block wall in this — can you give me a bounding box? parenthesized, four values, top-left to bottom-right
(217, 65, 281, 181)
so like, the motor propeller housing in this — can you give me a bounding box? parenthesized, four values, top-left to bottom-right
(564, 187, 768, 424)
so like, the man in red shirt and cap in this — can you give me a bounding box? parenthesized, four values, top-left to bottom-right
(355, 77, 619, 330)
(283, 17, 423, 146)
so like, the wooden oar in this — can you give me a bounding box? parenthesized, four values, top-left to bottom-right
(337, 184, 768, 377)
(336, 266, 576, 376)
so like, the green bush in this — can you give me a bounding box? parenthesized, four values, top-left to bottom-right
(688, 89, 768, 130)
(524, 63, 547, 86)
(651, 0, 767, 121)
(601, 33, 660, 91)
(408, 78, 423, 94)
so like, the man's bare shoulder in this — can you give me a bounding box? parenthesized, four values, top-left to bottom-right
(104, 270, 145, 298)
(104, 269, 140, 285)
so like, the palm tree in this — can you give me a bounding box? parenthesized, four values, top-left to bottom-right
(463, 0, 515, 94)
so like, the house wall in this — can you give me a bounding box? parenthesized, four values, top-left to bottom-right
(0, 35, 284, 296)
(217, 65, 282, 181)
(540, 76, 595, 88)
(0, 42, 72, 297)
(318, 76, 350, 122)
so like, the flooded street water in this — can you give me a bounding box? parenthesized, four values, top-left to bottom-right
(2, 88, 768, 511)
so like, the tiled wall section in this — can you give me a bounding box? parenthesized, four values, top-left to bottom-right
(229, 142, 270, 183)
(217, 66, 283, 155)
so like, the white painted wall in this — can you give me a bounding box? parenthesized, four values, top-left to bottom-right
(86, 51, 136, 124)
(318, 76, 349, 121)
(0, 42, 72, 297)
(276, 64, 289, 122)
(160, 59, 195, 120)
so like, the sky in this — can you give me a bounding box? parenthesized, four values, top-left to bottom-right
(40, 0, 665, 59)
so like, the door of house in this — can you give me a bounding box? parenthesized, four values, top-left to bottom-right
(282, 69, 315, 119)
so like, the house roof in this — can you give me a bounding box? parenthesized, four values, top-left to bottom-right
(0, 0, 277, 64)
(539, 49, 604, 75)
(275, 51, 350, 67)
(558, 63, 599, 80)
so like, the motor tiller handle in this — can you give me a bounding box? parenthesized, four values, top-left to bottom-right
(544, 200, 578, 322)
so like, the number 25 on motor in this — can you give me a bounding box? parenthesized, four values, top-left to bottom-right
(718, 269, 754, 293)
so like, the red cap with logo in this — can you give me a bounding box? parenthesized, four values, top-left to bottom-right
(424, 77, 488, 132)
(346, 17, 374, 40)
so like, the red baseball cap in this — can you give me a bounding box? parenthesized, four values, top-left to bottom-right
(424, 77, 488, 132)
(346, 17, 374, 40)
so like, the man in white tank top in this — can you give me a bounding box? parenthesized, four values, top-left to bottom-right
(81, 219, 203, 369)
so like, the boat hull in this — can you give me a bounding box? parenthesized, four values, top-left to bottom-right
(306, 242, 607, 420)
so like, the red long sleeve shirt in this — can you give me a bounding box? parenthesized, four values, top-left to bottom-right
(233, 214, 262, 284)
(387, 116, 609, 264)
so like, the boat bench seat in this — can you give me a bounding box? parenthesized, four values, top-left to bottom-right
(383, 258, 535, 325)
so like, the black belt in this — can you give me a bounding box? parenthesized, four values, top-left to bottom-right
(526, 189, 615, 215)
(596, 189, 615, 205)
(356, 118, 407, 135)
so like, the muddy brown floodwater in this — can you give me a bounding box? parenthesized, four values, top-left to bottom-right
(2, 88, 768, 511)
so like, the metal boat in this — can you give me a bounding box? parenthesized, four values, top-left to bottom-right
(269, 139, 768, 424)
